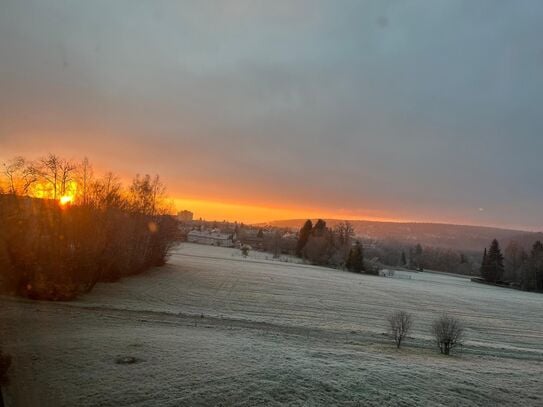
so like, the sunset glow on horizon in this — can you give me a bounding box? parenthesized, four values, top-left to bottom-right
(2, 1, 543, 231)
(172, 197, 405, 225)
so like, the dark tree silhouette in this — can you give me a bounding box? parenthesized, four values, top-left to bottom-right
(480, 248, 487, 276)
(295, 219, 313, 257)
(482, 239, 504, 283)
(400, 251, 407, 266)
(312, 219, 327, 237)
(346, 241, 364, 273)
(529, 241, 543, 290)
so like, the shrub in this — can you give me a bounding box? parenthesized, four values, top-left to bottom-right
(240, 245, 250, 257)
(387, 311, 413, 348)
(432, 314, 465, 355)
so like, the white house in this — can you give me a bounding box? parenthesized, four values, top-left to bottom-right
(187, 229, 235, 247)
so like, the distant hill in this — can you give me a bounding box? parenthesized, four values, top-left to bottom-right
(261, 219, 542, 252)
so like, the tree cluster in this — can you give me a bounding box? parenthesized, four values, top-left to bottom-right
(480, 238, 543, 291)
(0, 154, 179, 300)
(295, 219, 376, 274)
(363, 240, 478, 276)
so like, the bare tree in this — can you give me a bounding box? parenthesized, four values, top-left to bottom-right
(35, 154, 76, 199)
(432, 314, 465, 355)
(334, 221, 355, 264)
(1, 157, 36, 195)
(91, 172, 124, 209)
(129, 174, 166, 215)
(387, 311, 413, 348)
(76, 157, 93, 205)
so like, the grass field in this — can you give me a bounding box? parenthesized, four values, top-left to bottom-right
(2, 243, 542, 406)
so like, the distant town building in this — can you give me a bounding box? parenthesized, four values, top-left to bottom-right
(177, 210, 194, 222)
(237, 229, 265, 250)
(187, 229, 235, 247)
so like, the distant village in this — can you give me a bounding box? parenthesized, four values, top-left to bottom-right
(177, 210, 298, 255)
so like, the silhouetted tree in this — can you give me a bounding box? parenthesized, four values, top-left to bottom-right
(400, 251, 407, 266)
(504, 241, 523, 282)
(482, 239, 504, 283)
(346, 241, 364, 273)
(529, 241, 543, 291)
(414, 244, 424, 270)
(296, 220, 313, 257)
(1, 157, 36, 195)
(312, 219, 327, 236)
(480, 248, 488, 277)
(35, 154, 77, 199)
(334, 222, 355, 266)
(0, 154, 179, 300)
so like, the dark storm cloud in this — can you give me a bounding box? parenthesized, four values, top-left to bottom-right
(1, 0, 542, 229)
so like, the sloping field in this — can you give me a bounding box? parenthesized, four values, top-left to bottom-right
(2, 243, 542, 406)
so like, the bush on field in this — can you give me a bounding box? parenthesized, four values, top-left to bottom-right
(432, 314, 465, 355)
(387, 310, 413, 349)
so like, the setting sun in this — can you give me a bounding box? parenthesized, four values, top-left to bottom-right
(59, 195, 73, 206)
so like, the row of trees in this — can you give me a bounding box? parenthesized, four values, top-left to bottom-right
(364, 241, 478, 275)
(295, 219, 378, 274)
(294, 219, 479, 276)
(0, 154, 179, 300)
(480, 239, 543, 291)
(293, 219, 542, 292)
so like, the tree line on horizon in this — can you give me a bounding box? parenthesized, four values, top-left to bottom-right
(293, 219, 479, 276)
(292, 217, 543, 292)
(0, 154, 179, 300)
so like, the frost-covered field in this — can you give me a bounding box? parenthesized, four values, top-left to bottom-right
(2, 243, 543, 406)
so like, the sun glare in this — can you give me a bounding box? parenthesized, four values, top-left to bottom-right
(59, 195, 73, 206)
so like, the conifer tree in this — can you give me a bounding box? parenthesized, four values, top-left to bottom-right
(413, 244, 424, 270)
(295, 220, 313, 257)
(480, 248, 488, 277)
(529, 241, 543, 291)
(346, 241, 364, 273)
(312, 219, 327, 236)
(401, 251, 407, 266)
(482, 239, 504, 282)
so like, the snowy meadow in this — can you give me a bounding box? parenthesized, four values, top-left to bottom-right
(2, 243, 542, 406)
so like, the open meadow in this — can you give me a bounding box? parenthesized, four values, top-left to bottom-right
(2, 243, 543, 406)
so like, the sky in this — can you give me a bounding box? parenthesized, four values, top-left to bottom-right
(1, 0, 542, 230)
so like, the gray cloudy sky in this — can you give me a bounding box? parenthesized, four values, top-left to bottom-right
(1, 0, 542, 229)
